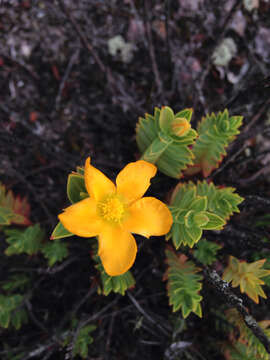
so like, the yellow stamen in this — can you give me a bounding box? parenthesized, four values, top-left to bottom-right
(97, 195, 125, 223)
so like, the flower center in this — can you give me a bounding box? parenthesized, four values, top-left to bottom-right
(97, 194, 125, 223)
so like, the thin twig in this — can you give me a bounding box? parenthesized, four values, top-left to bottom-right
(0, 52, 40, 81)
(144, 0, 164, 98)
(127, 291, 170, 337)
(55, 49, 79, 111)
(57, 0, 106, 74)
(193, 0, 242, 109)
(237, 163, 270, 186)
(165, 0, 173, 85)
(242, 195, 270, 207)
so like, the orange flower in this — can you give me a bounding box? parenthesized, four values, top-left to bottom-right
(59, 158, 173, 276)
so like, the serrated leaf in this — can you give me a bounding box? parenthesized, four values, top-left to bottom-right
(0, 294, 27, 330)
(50, 222, 73, 240)
(186, 109, 243, 177)
(11, 309, 28, 330)
(196, 181, 244, 221)
(141, 132, 173, 163)
(194, 239, 221, 265)
(4, 224, 44, 256)
(2, 274, 30, 292)
(159, 106, 175, 133)
(189, 196, 207, 212)
(175, 108, 193, 122)
(0, 206, 14, 225)
(201, 212, 226, 230)
(41, 240, 69, 267)
(67, 173, 87, 204)
(164, 248, 203, 318)
(223, 256, 270, 303)
(72, 324, 96, 359)
(0, 310, 10, 328)
(0, 183, 31, 226)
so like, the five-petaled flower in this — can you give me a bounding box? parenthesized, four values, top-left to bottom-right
(59, 158, 173, 276)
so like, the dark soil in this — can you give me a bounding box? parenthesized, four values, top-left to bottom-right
(1, 1, 270, 359)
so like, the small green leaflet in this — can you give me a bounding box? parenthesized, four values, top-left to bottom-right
(2, 274, 30, 292)
(73, 325, 96, 359)
(41, 240, 69, 267)
(4, 224, 44, 256)
(50, 221, 73, 240)
(0, 294, 28, 329)
(194, 239, 221, 265)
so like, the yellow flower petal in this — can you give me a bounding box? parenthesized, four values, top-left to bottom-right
(58, 197, 101, 237)
(98, 225, 137, 276)
(84, 157, 116, 201)
(124, 197, 173, 238)
(116, 160, 157, 204)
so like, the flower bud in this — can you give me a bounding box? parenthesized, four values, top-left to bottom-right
(171, 117, 191, 137)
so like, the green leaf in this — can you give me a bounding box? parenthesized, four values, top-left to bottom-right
(0, 310, 10, 328)
(50, 222, 73, 240)
(201, 212, 226, 230)
(159, 106, 175, 133)
(196, 181, 244, 220)
(2, 274, 30, 292)
(189, 196, 207, 212)
(194, 239, 221, 265)
(41, 240, 69, 267)
(4, 224, 44, 256)
(67, 173, 87, 204)
(141, 132, 173, 163)
(164, 248, 203, 319)
(174, 108, 193, 122)
(73, 325, 96, 359)
(185, 109, 243, 177)
(0, 206, 14, 225)
(0, 294, 27, 329)
(11, 309, 28, 330)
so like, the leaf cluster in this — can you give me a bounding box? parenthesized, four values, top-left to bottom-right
(222, 256, 270, 303)
(136, 107, 197, 178)
(4, 224, 69, 267)
(136, 107, 242, 178)
(4, 224, 45, 256)
(167, 181, 242, 248)
(193, 238, 221, 265)
(185, 109, 243, 177)
(164, 248, 203, 318)
(223, 308, 270, 360)
(0, 183, 31, 226)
